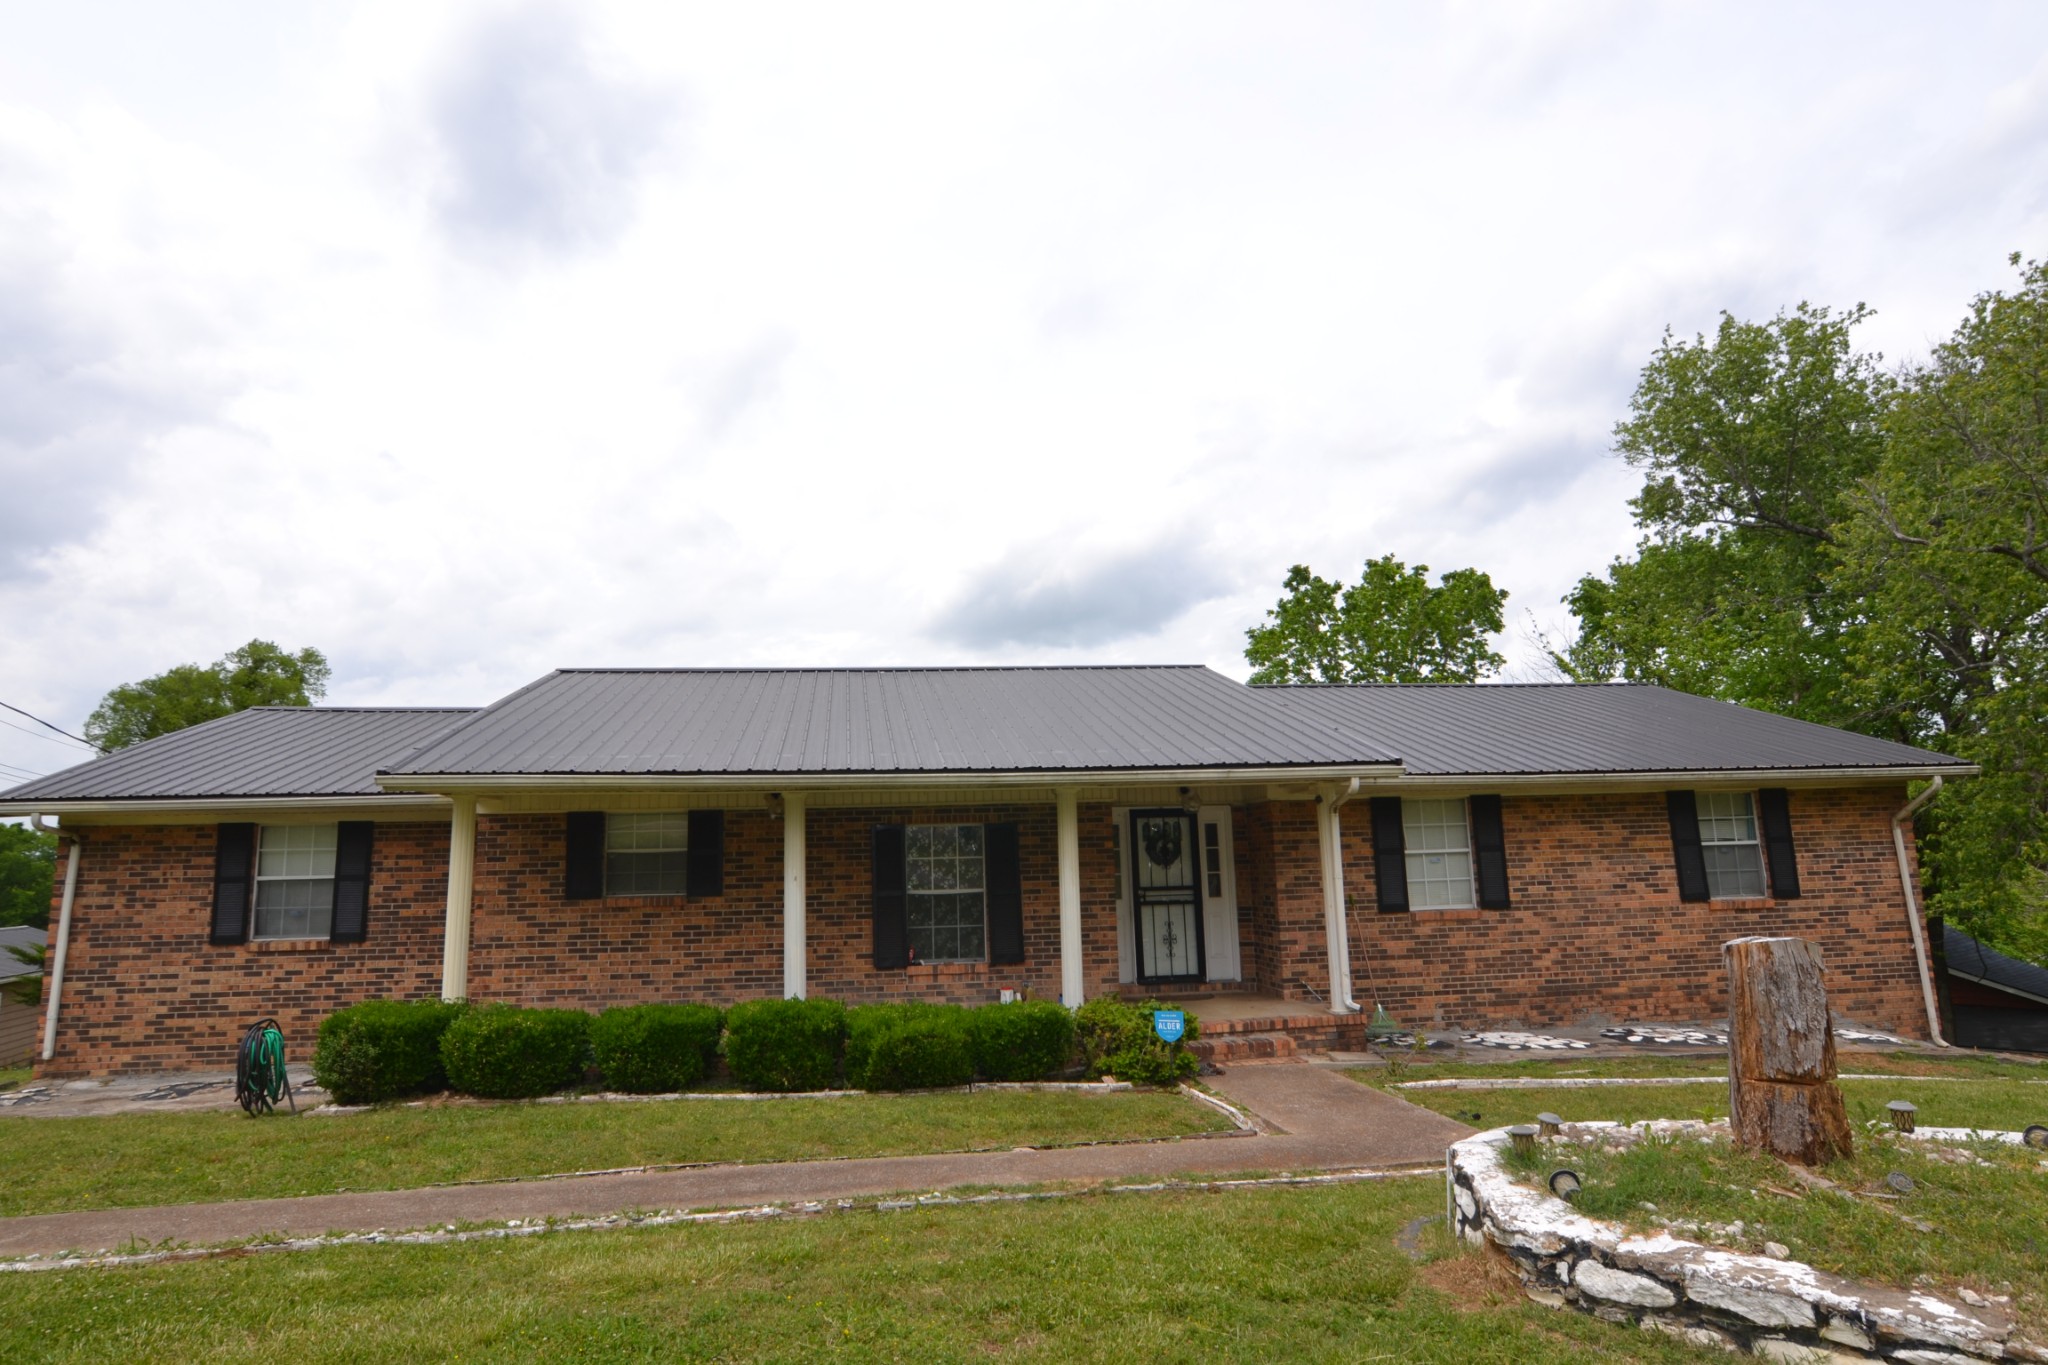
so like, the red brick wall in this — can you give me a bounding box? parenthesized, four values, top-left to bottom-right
(1308, 786, 1928, 1036)
(36, 822, 449, 1077)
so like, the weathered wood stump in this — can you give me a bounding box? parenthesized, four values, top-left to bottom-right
(1724, 935, 1853, 1165)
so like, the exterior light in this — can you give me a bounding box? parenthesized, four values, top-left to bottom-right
(1884, 1171, 1915, 1195)
(1508, 1124, 1538, 1156)
(1886, 1100, 1917, 1133)
(766, 793, 785, 821)
(1537, 1112, 1563, 1138)
(2025, 1125, 2048, 1151)
(1547, 1169, 1582, 1203)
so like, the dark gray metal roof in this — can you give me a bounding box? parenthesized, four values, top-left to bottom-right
(1944, 924, 2048, 1006)
(382, 667, 1401, 776)
(0, 707, 474, 803)
(1261, 683, 1969, 776)
(0, 925, 42, 983)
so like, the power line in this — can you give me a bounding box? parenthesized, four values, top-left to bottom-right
(0, 701, 100, 753)
(0, 761, 48, 781)
(0, 715, 97, 751)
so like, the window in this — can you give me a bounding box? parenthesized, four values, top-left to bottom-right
(1402, 798, 1475, 910)
(254, 824, 336, 939)
(1203, 820, 1224, 898)
(906, 824, 986, 962)
(606, 813, 689, 895)
(1697, 791, 1767, 899)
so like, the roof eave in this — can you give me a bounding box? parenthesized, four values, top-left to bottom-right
(1360, 763, 1976, 790)
(0, 794, 457, 819)
(374, 763, 1407, 792)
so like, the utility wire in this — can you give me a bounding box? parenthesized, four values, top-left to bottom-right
(0, 761, 49, 781)
(0, 715, 97, 751)
(0, 701, 101, 752)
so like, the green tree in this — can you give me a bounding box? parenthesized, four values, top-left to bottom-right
(4, 940, 43, 1008)
(0, 823, 58, 929)
(84, 640, 331, 752)
(1837, 256, 2048, 956)
(1554, 304, 1893, 729)
(1245, 556, 1508, 684)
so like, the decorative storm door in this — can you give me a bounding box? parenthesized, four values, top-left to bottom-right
(1129, 810, 1206, 984)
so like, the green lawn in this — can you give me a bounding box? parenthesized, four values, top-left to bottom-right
(0, 1091, 1230, 1219)
(1368, 1048, 2045, 1085)
(0, 1180, 1726, 1364)
(0, 1066, 29, 1093)
(1502, 1129, 2048, 1323)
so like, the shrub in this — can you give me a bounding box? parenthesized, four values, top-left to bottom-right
(723, 997, 847, 1092)
(590, 1003, 725, 1093)
(847, 1003, 972, 1091)
(966, 1000, 1076, 1082)
(439, 1004, 591, 1099)
(311, 998, 466, 1105)
(1074, 996, 1200, 1086)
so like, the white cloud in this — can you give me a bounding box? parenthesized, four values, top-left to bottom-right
(1, 1, 2046, 784)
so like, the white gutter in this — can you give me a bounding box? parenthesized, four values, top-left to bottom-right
(1319, 778, 1364, 1015)
(30, 815, 80, 1064)
(0, 794, 453, 819)
(1892, 776, 1948, 1048)
(1379, 764, 1976, 792)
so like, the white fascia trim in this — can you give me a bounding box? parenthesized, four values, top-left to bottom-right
(1946, 967, 2048, 1008)
(373, 764, 1407, 793)
(0, 795, 455, 818)
(1374, 764, 1976, 792)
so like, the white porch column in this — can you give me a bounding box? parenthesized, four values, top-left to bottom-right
(440, 794, 477, 1003)
(1056, 788, 1084, 1007)
(1316, 792, 1358, 1015)
(782, 792, 807, 999)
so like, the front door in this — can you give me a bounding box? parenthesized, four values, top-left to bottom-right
(1130, 810, 1205, 984)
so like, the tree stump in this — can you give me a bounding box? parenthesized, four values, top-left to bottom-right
(1724, 936, 1853, 1165)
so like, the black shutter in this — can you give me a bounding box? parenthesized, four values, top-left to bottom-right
(985, 822, 1024, 965)
(687, 810, 725, 898)
(1666, 791, 1710, 903)
(1757, 788, 1801, 899)
(330, 821, 375, 943)
(210, 822, 256, 944)
(1470, 795, 1511, 909)
(1370, 797, 1408, 913)
(565, 811, 606, 900)
(872, 825, 909, 970)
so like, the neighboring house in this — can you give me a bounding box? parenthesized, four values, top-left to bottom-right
(1940, 923, 2048, 1054)
(0, 923, 45, 1068)
(0, 667, 1972, 1077)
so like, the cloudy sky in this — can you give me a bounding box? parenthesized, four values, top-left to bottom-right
(3, 1, 2046, 784)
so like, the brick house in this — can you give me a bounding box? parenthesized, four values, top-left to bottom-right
(0, 667, 1971, 1077)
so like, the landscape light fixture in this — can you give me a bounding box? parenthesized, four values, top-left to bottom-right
(1536, 1112, 1563, 1138)
(1884, 1171, 1916, 1195)
(1547, 1169, 1582, 1203)
(1508, 1124, 1538, 1156)
(2025, 1125, 2048, 1151)
(1886, 1100, 1917, 1133)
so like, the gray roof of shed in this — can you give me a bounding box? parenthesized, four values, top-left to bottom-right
(1944, 924, 2048, 1006)
(382, 667, 1401, 776)
(1260, 683, 1969, 776)
(0, 925, 42, 983)
(0, 707, 474, 802)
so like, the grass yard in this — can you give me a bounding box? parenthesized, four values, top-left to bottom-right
(1502, 1128, 2048, 1324)
(0, 1066, 29, 1092)
(0, 1179, 1728, 1364)
(0, 1090, 1230, 1219)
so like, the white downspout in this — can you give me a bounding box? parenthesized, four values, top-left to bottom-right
(31, 815, 81, 1063)
(1891, 777, 1948, 1047)
(1318, 779, 1363, 1015)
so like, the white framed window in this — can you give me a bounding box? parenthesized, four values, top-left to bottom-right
(254, 824, 337, 940)
(1403, 798, 1475, 910)
(906, 824, 986, 962)
(1697, 791, 1767, 900)
(607, 813, 689, 896)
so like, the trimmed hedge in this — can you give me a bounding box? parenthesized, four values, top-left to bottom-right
(311, 998, 466, 1105)
(1074, 996, 1200, 1086)
(439, 1004, 592, 1099)
(966, 999, 1076, 1082)
(847, 1002, 973, 1091)
(590, 1003, 725, 1093)
(723, 997, 847, 1092)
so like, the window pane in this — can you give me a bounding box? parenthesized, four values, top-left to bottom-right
(1401, 800, 1473, 908)
(606, 812, 688, 853)
(607, 850, 687, 896)
(906, 830, 989, 961)
(253, 826, 338, 938)
(1703, 844, 1767, 899)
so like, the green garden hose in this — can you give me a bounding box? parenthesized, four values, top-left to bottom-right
(235, 1018, 296, 1116)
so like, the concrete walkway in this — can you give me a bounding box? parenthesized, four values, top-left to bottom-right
(0, 1064, 1470, 1258)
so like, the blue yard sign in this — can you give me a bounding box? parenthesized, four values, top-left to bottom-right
(1153, 1009, 1186, 1045)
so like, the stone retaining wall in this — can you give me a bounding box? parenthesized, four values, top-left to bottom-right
(1445, 1122, 2041, 1362)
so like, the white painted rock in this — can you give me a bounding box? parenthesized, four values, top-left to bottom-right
(1574, 1260, 1677, 1309)
(1682, 1273, 1817, 1329)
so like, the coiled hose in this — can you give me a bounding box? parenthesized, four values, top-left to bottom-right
(235, 1018, 296, 1116)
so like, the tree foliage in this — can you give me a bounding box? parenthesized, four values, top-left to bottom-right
(1561, 261, 2048, 960)
(0, 823, 58, 929)
(84, 640, 331, 752)
(1245, 556, 1507, 685)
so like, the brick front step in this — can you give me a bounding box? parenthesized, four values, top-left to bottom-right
(1191, 1033, 1300, 1064)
